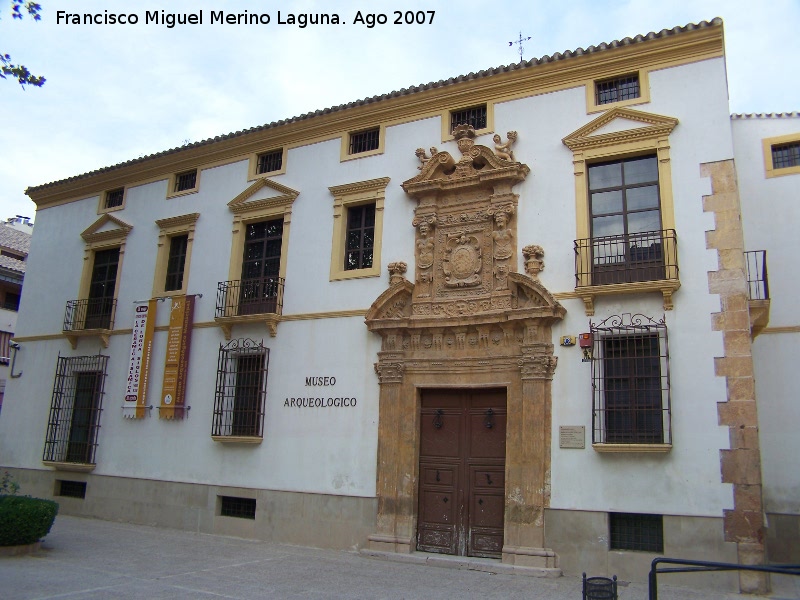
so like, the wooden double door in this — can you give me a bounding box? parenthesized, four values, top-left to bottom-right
(417, 389, 507, 558)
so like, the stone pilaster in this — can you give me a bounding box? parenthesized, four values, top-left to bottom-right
(702, 160, 767, 594)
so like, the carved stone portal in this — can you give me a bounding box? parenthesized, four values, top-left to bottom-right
(365, 127, 565, 572)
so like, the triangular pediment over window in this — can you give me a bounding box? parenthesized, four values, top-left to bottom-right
(227, 178, 299, 215)
(562, 107, 678, 152)
(80, 214, 133, 244)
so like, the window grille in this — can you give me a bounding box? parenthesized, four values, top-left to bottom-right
(256, 149, 283, 174)
(56, 480, 87, 498)
(771, 142, 800, 170)
(595, 74, 640, 105)
(590, 314, 671, 445)
(104, 188, 124, 209)
(220, 496, 256, 519)
(212, 339, 269, 438)
(43, 354, 109, 465)
(174, 170, 197, 192)
(610, 513, 664, 552)
(348, 128, 380, 155)
(450, 104, 487, 131)
(165, 234, 189, 292)
(344, 203, 375, 270)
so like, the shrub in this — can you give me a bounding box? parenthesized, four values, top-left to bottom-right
(0, 495, 59, 546)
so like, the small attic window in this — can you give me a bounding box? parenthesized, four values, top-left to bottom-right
(450, 104, 487, 132)
(257, 149, 283, 175)
(104, 188, 125, 210)
(174, 170, 198, 193)
(595, 74, 640, 105)
(348, 128, 381, 155)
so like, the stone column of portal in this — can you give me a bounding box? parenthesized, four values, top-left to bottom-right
(502, 331, 559, 571)
(367, 350, 410, 553)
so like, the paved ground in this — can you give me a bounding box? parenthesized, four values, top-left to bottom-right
(1, 516, 798, 599)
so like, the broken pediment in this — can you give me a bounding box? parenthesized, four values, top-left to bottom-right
(81, 214, 133, 244)
(365, 279, 414, 324)
(404, 126, 529, 194)
(227, 178, 299, 215)
(562, 107, 678, 152)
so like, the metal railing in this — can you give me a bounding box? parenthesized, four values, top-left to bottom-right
(63, 298, 117, 331)
(744, 250, 770, 300)
(649, 558, 800, 600)
(575, 229, 678, 287)
(215, 277, 284, 319)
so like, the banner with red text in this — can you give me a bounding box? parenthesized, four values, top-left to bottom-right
(124, 299, 156, 419)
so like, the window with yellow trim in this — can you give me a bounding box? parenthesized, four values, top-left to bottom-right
(586, 70, 650, 113)
(152, 213, 199, 297)
(329, 177, 388, 281)
(441, 102, 494, 141)
(167, 169, 199, 197)
(98, 187, 126, 214)
(247, 148, 287, 180)
(762, 133, 800, 178)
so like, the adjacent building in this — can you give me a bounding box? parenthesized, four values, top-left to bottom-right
(0, 18, 796, 593)
(0, 217, 32, 410)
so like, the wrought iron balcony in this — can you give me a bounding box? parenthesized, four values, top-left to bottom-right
(63, 298, 117, 332)
(744, 250, 769, 301)
(215, 277, 284, 318)
(745, 250, 770, 339)
(575, 229, 678, 287)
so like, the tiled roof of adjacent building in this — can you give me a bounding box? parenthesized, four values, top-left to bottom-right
(0, 223, 31, 256)
(26, 18, 723, 195)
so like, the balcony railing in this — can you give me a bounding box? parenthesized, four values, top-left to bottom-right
(744, 250, 769, 300)
(63, 298, 117, 331)
(215, 277, 285, 319)
(575, 229, 678, 288)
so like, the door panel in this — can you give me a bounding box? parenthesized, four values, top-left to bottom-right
(417, 389, 506, 558)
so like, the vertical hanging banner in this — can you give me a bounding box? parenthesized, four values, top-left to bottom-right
(159, 295, 195, 420)
(124, 299, 157, 419)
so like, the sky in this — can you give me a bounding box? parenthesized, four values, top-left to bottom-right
(1, 0, 798, 221)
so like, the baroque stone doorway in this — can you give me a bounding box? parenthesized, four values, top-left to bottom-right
(365, 126, 565, 571)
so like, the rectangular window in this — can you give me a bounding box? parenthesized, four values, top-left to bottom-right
(349, 128, 380, 155)
(85, 247, 119, 329)
(450, 104, 487, 131)
(610, 513, 664, 552)
(104, 188, 124, 210)
(256, 149, 283, 174)
(212, 339, 269, 438)
(220, 496, 256, 519)
(596, 74, 640, 105)
(3, 291, 20, 311)
(587, 155, 670, 285)
(771, 142, 800, 170)
(56, 480, 87, 499)
(174, 170, 197, 193)
(164, 234, 189, 292)
(344, 203, 375, 271)
(590, 314, 671, 446)
(0, 330, 11, 364)
(43, 354, 109, 465)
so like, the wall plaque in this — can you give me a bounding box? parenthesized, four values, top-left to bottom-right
(559, 426, 585, 449)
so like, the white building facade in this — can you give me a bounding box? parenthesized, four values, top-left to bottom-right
(0, 19, 796, 592)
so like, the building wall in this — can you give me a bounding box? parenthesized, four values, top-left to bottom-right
(732, 114, 800, 562)
(0, 22, 788, 585)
